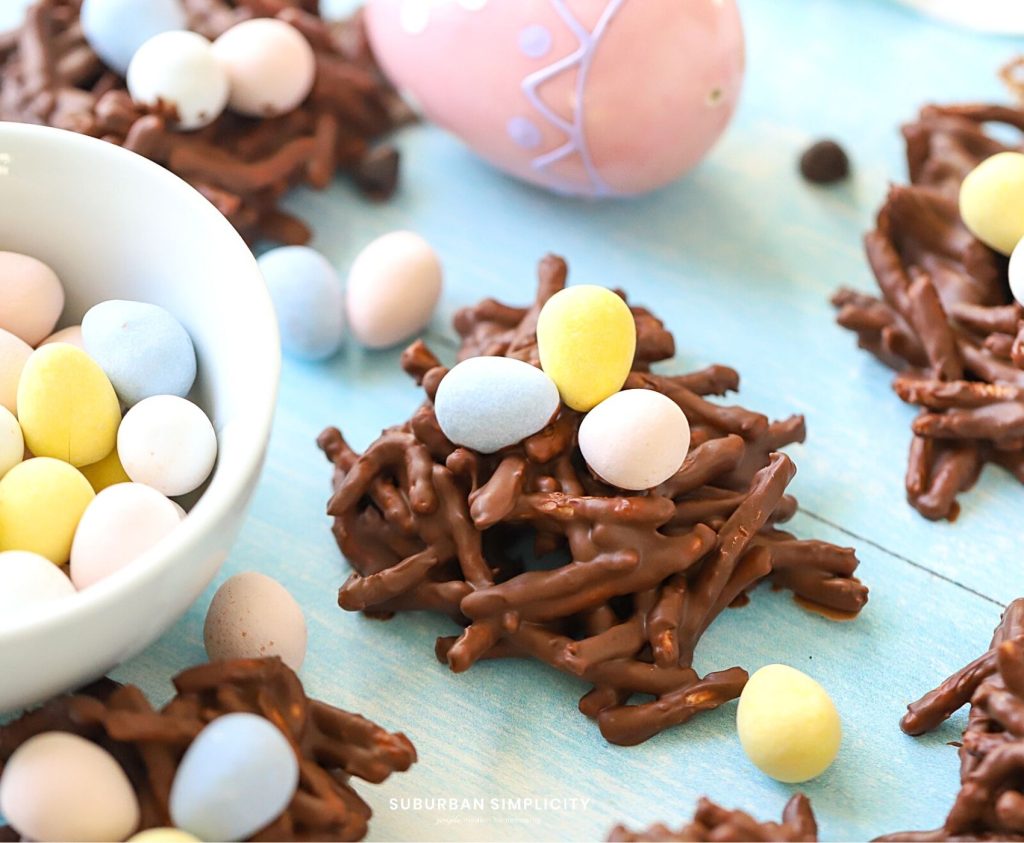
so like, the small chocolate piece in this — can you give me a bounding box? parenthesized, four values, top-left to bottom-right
(799, 139, 850, 184)
(319, 255, 868, 746)
(0, 657, 416, 842)
(0, 1, 412, 245)
(832, 66, 1024, 521)
(877, 600, 1024, 841)
(609, 794, 819, 842)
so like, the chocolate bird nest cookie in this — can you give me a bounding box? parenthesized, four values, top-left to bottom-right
(319, 255, 868, 746)
(0, 0, 411, 245)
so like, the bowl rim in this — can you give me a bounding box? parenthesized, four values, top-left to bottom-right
(0, 123, 281, 643)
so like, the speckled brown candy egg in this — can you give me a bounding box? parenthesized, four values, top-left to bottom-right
(204, 571, 307, 670)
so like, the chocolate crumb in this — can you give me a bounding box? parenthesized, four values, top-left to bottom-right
(319, 254, 868, 747)
(800, 139, 850, 184)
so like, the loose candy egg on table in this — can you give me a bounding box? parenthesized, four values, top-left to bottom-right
(79, 446, 133, 493)
(0, 406, 23, 479)
(127, 31, 230, 131)
(434, 356, 560, 453)
(536, 284, 636, 411)
(257, 246, 345, 361)
(0, 458, 95, 564)
(0, 328, 32, 415)
(578, 389, 690, 490)
(212, 18, 317, 118)
(347, 231, 443, 349)
(118, 395, 217, 497)
(736, 663, 842, 783)
(80, 0, 188, 75)
(169, 712, 300, 842)
(71, 483, 183, 590)
(16, 343, 121, 467)
(0, 731, 140, 843)
(204, 571, 308, 670)
(0, 551, 76, 621)
(0, 251, 65, 346)
(82, 299, 197, 406)
(365, 0, 744, 196)
(959, 151, 1024, 255)
(39, 324, 86, 349)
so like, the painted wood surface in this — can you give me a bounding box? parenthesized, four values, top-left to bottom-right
(72, 0, 1024, 840)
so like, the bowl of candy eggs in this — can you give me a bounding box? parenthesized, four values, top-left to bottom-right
(0, 122, 280, 711)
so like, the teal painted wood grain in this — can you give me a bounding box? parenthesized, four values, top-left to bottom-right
(86, 0, 1024, 840)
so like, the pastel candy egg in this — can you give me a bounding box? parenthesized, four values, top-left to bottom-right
(71, 483, 182, 589)
(257, 246, 345, 360)
(127, 31, 230, 131)
(347, 231, 443, 349)
(118, 395, 217, 497)
(204, 571, 308, 670)
(434, 357, 560, 453)
(536, 285, 637, 411)
(82, 300, 197, 406)
(1009, 235, 1024, 305)
(16, 343, 121, 467)
(0, 458, 95, 564)
(736, 664, 842, 783)
(79, 446, 133, 493)
(169, 713, 300, 842)
(365, 0, 744, 196)
(212, 19, 317, 118)
(959, 151, 1024, 255)
(0, 329, 32, 415)
(0, 251, 64, 346)
(129, 830, 200, 843)
(0, 732, 140, 843)
(578, 389, 690, 490)
(0, 406, 23, 479)
(81, 0, 188, 75)
(40, 324, 86, 349)
(0, 551, 76, 623)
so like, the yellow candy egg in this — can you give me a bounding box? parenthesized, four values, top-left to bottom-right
(959, 151, 1024, 255)
(536, 285, 637, 411)
(16, 343, 121, 467)
(129, 829, 201, 842)
(80, 447, 132, 493)
(736, 664, 841, 783)
(0, 457, 95, 564)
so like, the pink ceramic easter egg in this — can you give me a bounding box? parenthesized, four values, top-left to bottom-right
(365, 0, 744, 197)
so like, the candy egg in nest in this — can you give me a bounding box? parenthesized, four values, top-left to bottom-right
(365, 0, 745, 196)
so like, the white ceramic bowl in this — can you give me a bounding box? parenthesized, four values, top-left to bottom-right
(0, 123, 280, 711)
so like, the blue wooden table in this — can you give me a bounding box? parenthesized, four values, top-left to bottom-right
(95, 1, 1024, 839)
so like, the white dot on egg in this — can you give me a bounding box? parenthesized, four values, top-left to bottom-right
(400, 0, 431, 34)
(458, 0, 488, 9)
(507, 116, 542, 149)
(518, 24, 553, 59)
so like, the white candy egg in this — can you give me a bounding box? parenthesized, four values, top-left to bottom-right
(1010, 236, 1024, 306)
(347, 231, 443, 349)
(127, 31, 229, 131)
(0, 406, 23, 479)
(213, 19, 317, 118)
(434, 357, 560, 453)
(204, 571, 308, 670)
(118, 395, 218, 497)
(70, 483, 182, 589)
(0, 550, 76, 622)
(578, 389, 691, 490)
(0, 732, 140, 843)
(169, 713, 300, 842)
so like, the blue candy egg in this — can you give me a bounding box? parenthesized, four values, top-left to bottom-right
(257, 246, 345, 361)
(169, 713, 299, 842)
(82, 300, 196, 407)
(434, 357, 561, 453)
(81, 0, 187, 76)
